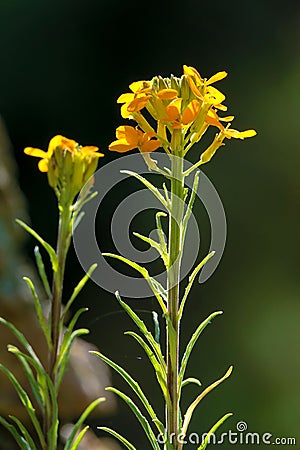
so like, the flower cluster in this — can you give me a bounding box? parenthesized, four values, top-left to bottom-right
(25, 135, 103, 203)
(109, 65, 256, 162)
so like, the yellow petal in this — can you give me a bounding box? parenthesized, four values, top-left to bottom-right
(165, 98, 182, 122)
(127, 95, 150, 112)
(121, 103, 132, 119)
(183, 65, 202, 80)
(24, 147, 48, 158)
(116, 126, 139, 146)
(204, 86, 226, 105)
(181, 100, 200, 125)
(207, 71, 228, 85)
(219, 116, 234, 122)
(38, 159, 49, 172)
(49, 135, 77, 154)
(141, 139, 161, 153)
(129, 80, 150, 93)
(157, 89, 178, 100)
(109, 139, 136, 153)
(117, 93, 134, 103)
(225, 128, 257, 139)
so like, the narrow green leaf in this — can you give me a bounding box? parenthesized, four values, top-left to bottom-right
(179, 311, 223, 389)
(16, 219, 58, 272)
(181, 367, 233, 436)
(133, 232, 169, 268)
(7, 345, 43, 410)
(0, 317, 44, 371)
(9, 416, 37, 450)
(0, 364, 46, 448)
(106, 387, 160, 450)
(198, 413, 233, 450)
(155, 211, 168, 256)
(116, 293, 166, 373)
(34, 246, 51, 298)
(56, 328, 89, 390)
(182, 377, 202, 388)
(103, 255, 167, 314)
(62, 264, 97, 324)
(99, 427, 137, 450)
(23, 277, 51, 348)
(182, 171, 200, 244)
(178, 252, 215, 321)
(69, 426, 89, 450)
(124, 332, 170, 408)
(91, 351, 164, 435)
(0, 416, 29, 450)
(120, 170, 170, 211)
(63, 398, 105, 450)
(45, 373, 59, 448)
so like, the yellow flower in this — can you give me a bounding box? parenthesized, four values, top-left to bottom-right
(183, 64, 227, 109)
(162, 98, 200, 129)
(109, 126, 161, 153)
(25, 135, 104, 202)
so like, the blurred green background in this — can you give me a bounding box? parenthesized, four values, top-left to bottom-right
(0, 0, 300, 448)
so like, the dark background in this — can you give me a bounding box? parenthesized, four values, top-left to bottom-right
(1, 0, 300, 448)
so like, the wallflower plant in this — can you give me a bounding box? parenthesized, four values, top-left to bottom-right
(0, 64, 255, 450)
(93, 65, 256, 450)
(0, 135, 104, 449)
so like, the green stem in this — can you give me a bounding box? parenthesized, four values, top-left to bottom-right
(166, 131, 185, 449)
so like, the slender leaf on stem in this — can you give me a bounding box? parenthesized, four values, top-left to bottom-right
(124, 332, 170, 407)
(63, 398, 105, 450)
(7, 345, 43, 410)
(181, 377, 202, 389)
(181, 367, 233, 437)
(61, 264, 98, 324)
(116, 293, 166, 373)
(99, 427, 137, 450)
(45, 373, 59, 449)
(23, 277, 52, 348)
(0, 318, 44, 370)
(103, 255, 168, 314)
(179, 311, 223, 389)
(9, 416, 37, 450)
(34, 246, 51, 298)
(182, 171, 200, 242)
(56, 327, 89, 390)
(16, 219, 58, 272)
(133, 232, 169, 268)
(69, 426, 89, 450)
(106, 387, 161, 450)
(178, 252, 215, 320)
(120, 170, 170, 212)
(0, 416, 30, 450)
(156, 211, 168, 256)
(0, 365, 46, 449)
(198, 413, 233, 450)
(91, 351, 165, 435)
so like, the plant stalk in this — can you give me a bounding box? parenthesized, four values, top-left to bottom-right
(166, 132, 185, 449)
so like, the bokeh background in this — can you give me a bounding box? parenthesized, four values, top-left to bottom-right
(0, 0, 300, 448)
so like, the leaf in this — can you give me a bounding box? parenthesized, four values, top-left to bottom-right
(7, 345, 44, 410)
(182, 171, 200, 245)
(182, 377, 202, 388)
(16, 219, 58, 272)
(69, 426, 89, 450)
(181, 367, 233, 436)
(116, 293, 166, 372)
(23, 277, 52, 348)
(0, 364, 46, 448)
(0, 416, 29, 450)
(133, 232, 169, 268)
(45, 372, 59, 448)
(198, 413, 233, 450)
(103, 255, 167, 314)
(178, 311, 223, 389)
(63, 398, 105, 450)
(61, 264, 98, 324)
(120, 170, 170, 211)
(106, 387, 161, 450)
(178, 251, 215, 320)
(9, 416, 37, 450)
(91, 351, 165, 434)
(155, 211, 168, 256)
(123, 332, 170, 407)
(98, 427, 137, 450)
(34, 246, 51, 298)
